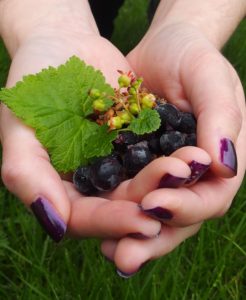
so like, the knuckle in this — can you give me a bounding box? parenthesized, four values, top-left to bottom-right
(1, 163, 25, 190)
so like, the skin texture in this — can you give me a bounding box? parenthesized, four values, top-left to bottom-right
(0, 0, 245, 274)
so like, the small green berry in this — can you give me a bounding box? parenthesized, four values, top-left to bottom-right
(118, 74, 131, 88)
(141, 94, 156, 109)
(129, 103, 140, 115)
(92, 99, 106, 112)
(128, 95, 137, 104)
(108, 116, 123, 129)
(128, 87, 137, 95)
(118, 110, 132, 124)
(89, 88, 101, 99)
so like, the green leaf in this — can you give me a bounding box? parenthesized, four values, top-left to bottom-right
(128, 108, 161, 135)
(0, 56, 115, 172)
(111, 0, 150, 54)
(102, 97, 114, 111)
(85, 125, 118, 159)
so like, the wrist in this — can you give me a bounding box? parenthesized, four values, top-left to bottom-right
(0, 0, 98, 56)
(147, 0, 246, 49)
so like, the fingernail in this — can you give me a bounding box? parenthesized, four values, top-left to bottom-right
(127, 232, 150, 239)
(140, 205, 173, 221)
(158, 173, 187, 188)
(220, 138, 238, 175)
(31, 196, 66, 243)
(116, 269, 138, 279)
(116, 261, 149, 279)
(185, 160, 210, 184)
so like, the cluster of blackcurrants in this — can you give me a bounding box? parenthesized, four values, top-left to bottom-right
(73, 102, 197, 195)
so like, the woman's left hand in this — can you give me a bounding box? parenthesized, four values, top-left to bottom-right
(100, 23, 246, 276)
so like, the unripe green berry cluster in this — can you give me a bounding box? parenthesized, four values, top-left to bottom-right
(88, 71, 157, 130)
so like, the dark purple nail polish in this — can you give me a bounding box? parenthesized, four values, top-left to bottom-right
(158, 173, 187, 188)
(116, 269, 138, 279)
(185, 160, 210, 184)
(127, 232, 150, 239)
(220, 138, 238, 175)
(141, 205, 173, 221)
(116, 261, 149, 279)
(31, 196, 66, 243)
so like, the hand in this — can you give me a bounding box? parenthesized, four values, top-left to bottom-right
(100, 23, 246, 275)
(0, 3, 162, 242)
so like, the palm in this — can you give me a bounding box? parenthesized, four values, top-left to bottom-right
(128, 24, 245, 178)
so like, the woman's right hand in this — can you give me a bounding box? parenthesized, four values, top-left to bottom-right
(0, 0, 164, 242)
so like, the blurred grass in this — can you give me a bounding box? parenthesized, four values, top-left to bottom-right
(111, 0, 150, 54)
(0, 39, 10, 87)
(0, 3, 245, 300)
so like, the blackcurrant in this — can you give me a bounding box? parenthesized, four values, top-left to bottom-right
(155, 103, 181, 129)
(113, 131, 140, 152)
(147, 133, 162, 155)
(123, 141, 153, 177)
(89, 155, 124, 191)
(177, 112, 197, 133)
(160, 131, 186, 155)
(185, 133, 197, 146)
(73, 166, 97, 196)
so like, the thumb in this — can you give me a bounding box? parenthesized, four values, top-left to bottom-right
(181, 49, 242, 177)
(0, 107, 70, 242)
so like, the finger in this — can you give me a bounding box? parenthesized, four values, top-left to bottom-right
(107, 146, 211, 203)
(140, 122, 245, 227)
(101, 223, 201, 277)
(129, 146, 211, 202)
(64, 181, 161, 239)
(0, 107, 70, 242)
(181, 49, 242, 178)
(105, 156, 190, 203)
(140, 166, 243, 227)
(101, 239, 118, 262)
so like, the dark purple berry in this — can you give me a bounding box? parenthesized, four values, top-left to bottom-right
(73, 166, 97, 196)
(123, 141, 153, 177)
(177, 112, 197, 133)
(185, 133, 197, 146)
(89, 156, 124, 191)
(160, 131, 186, 155)
(113, 131, 140, 152)
(147, 133, 162, 155)
(155, 103, 181, 129)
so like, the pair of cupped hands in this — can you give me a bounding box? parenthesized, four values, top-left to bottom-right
(0, 16, 245, 276)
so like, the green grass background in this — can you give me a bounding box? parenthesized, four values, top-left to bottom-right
(0, 1, 245, 299)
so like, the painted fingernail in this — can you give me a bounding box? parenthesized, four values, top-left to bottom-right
(140, 205, 173, 221)
(30, 196, 66, 243)
(158, 173, 187, 188)
(220, 138, 238, 175)
(116, 269, 138, 279)
(116, 261, 149, 279)
(185, 160, 210, 184)
(127, 232, 150, 239)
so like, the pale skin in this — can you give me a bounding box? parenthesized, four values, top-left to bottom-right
(0, 0, 245, 275)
